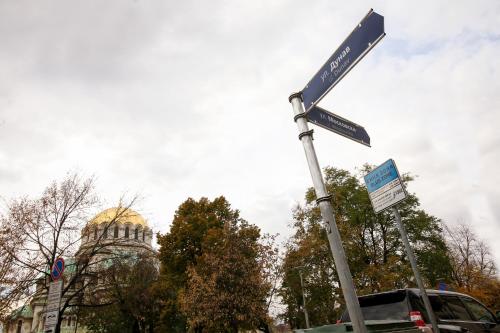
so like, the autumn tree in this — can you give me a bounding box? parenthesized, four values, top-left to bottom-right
(0, 174, 138, 332)
(444, 223, 500, 309)
(78, 253, 160, 333)
(156, 196, 275, 332)
(179, 220, 270, 332)
(279, 166, 453, 328)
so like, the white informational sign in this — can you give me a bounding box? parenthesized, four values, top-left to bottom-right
(44, 280, 63, 332)
(364, 159, 407, 213)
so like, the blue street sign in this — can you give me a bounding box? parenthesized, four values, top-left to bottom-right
(364, 159, 399, 193)
(51, 257, 65, 281)
(302, 10, 385, 112)
(307, 106, 370, 146)
(364, 159, 407, 213)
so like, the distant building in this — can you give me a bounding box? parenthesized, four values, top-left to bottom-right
(5, 208, 154, 333)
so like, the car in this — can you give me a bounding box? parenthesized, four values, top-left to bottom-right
(339, 288, 500, 333)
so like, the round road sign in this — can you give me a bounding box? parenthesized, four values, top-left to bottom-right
(51, 257, 65, 281)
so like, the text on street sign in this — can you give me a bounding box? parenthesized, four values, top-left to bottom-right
(307, 106, 370, 146)
(302, 10, 385, 112)
(364, 159, 407, 213)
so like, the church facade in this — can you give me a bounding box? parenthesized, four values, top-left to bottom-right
(5, 208, 154, 333)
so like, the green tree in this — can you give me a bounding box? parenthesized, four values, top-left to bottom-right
(279, 166, 453, 328)
(78, 254, 160, 333)
(156, 196, 265, 332)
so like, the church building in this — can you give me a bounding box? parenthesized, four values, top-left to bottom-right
(5, 208, 154, 333)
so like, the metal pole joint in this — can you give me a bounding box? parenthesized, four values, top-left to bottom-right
(298, 129, 314, 140)
(294, 113, 307, 122)
(316, 195, 333, 205)
(288, 92, 303, 103)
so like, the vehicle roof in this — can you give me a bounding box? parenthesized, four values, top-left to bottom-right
(358, 288, 470, 298)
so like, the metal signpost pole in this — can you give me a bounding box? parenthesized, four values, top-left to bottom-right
(298, 270, 310, 329)
(289, 93, 367, 333)
(392, 208, 440, 333)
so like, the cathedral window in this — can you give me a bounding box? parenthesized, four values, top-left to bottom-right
(17, 320, 22, 333)
(134, 228, 139, 240)
(103, 227, 108, 239)
(143, 230, 146, 241)
(125, 227, 129, 238)
(94, 227, 98, 240)
(114, 225, 119, 238)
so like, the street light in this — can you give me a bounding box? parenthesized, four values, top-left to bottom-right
(292, 266, 310, 329)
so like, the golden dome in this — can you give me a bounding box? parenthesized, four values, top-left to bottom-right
(90, 208, 148, 227)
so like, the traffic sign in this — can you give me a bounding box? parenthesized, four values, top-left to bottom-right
(44, 280, 63, 332)
(51, 257, 65, 281)
(307, 106, 370, 146)
(364, 159, 407, 213)
(302, 10, 385, 113)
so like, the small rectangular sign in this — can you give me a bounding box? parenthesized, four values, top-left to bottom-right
(364, 159, 407, 213)
(302, 10, 385, 113)
(307, 106, 370, 146)
(44, 280, 63, 331)
(44, 309, 59, 332)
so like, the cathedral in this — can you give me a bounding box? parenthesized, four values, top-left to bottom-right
(5, 208, 154, 333)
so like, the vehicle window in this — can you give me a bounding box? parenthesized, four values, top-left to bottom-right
(441, 296, 472, 320)
(461, 297, 495, 323)
(360, 291, 409, 321)
(342, 291, 409, 321)
(428, 295, 455, 320)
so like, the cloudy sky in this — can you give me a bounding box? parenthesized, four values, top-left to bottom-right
(1, 1, 499, 267)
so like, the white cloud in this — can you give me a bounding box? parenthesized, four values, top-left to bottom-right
(1, 0, 499, 268)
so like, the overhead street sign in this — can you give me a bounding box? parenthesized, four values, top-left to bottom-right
(302, 10, 385, 113)
(364, 159, 407, 213)
(307, 106, 370, 146)
(51, 257, 65, 281)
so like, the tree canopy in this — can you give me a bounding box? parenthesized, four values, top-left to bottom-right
(444, 223, 500, 309)
(279, 166, 453, 328)
(78, 254, 159, 333)
(156, 196, 272, 332)
(0, 174, 139, 332)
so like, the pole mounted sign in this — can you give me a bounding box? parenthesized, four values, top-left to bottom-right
(307, 106, 370, 146)
(45, 257, 65, 332)
(51, 257, 65, 281)
(363, 161, 441, 333)
(288, 9, 386, 333)
(302, 10, 385, 113)
(364, 159, 407, 213)
(44, 280, 63, 332)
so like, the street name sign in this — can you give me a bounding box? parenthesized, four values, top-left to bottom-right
(302, 10, 385, 113)
(364, 159, 407, 213)
(307, 106, 370, 146)
(44, 280, 63, 332)
(51, 257, 65, 281)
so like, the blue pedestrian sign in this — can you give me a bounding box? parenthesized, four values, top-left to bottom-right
(51, 257, 65, 281)
(307, 106, 370, 146)
(302, 10, 385, 113)
(364, 159, 407, 213)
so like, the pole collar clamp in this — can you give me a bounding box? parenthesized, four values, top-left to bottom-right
(288, 92, 303, 103)
(298, 129, 314, 140)
(294, 113, 307, 122)
(316, 195, 332, 205)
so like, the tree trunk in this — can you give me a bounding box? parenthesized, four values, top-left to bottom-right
(55, 319, 62, 333)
